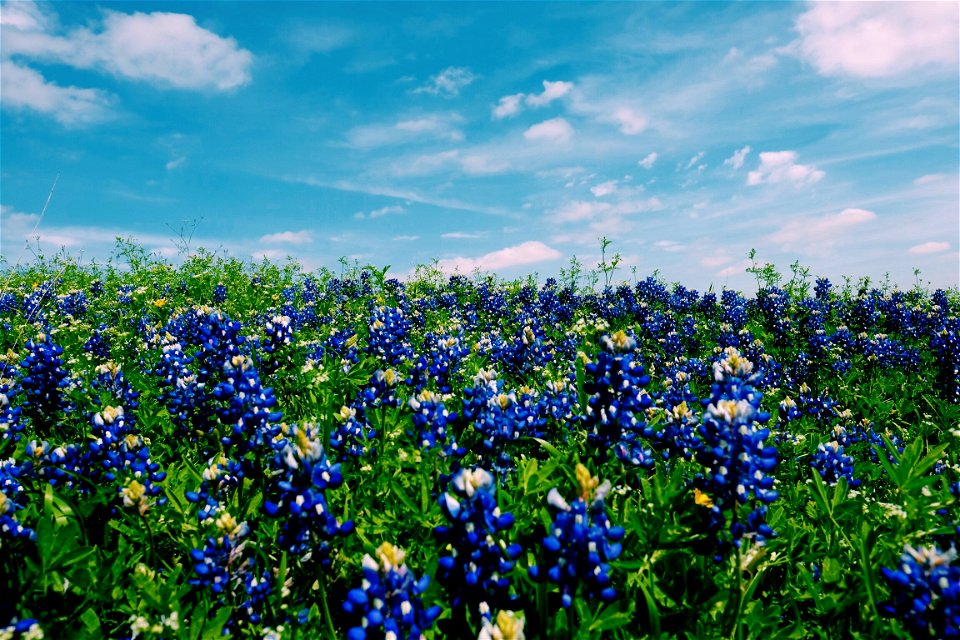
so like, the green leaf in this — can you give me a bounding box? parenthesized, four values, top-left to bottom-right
(80, 608, 100, 635)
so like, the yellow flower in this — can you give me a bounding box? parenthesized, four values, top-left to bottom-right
(153, 298, 167, 308)
(694, 488, 713, 508)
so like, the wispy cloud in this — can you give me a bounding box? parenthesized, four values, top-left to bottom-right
(909, 241, 950, 255)
(723, 145, 751, 170)
(603, 106, 648, 135)
(414, 66, 475, 97)
(553, 197, 663, 223)
(354, 205, 405, 220)
(913, 173, 947, 186)
(767, 208, 877, 252)
(344, 113, 464, 148)
(524, 117, 573, 144)
(685, 151, 705, 170)
(590, 180, 618, 198)
(793, 3, 958, 79)
(747, 151, 824, 186)
(638, 152, 658, 169)
(441, 231, 484, 239)
(437, 240, 562, 274)
(260, 230, 313, 244)
(393, 234, 420, 241)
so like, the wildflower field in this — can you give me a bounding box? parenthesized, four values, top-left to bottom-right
(1, 244, 958, 640)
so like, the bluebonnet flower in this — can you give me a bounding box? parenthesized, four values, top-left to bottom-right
(91, 362, 140, 412)
(0, 618, 44, 639)
(154, 331, 213, 437)
(342, 542, 442, 640)
(213, 355, 283, 457)
(410, 333, 470, 394)
(185, 454, 244, 525)
(117, 284, 135, 306)
(0, 459, 34, 541)
(25, 440, 84, 489)
(87, 405, 167, 513)
(366, 305, 414, 367)
(409, 389, 463, 455)
(264, 423, 354, 561)
(19, 333, 72, 434)
(0, 292, 18, 315)
(694, 348, 778, 555)
(189, 511, 263, 631)
(82, 324, 111, 360)
(324, 327, 360, 373)
(471, 385, 548, 476)
(330, 404, 376, 459)
(0, 361, 24, 444)
(581, 331, 654, 467)
(931, 317, 960, 403)
(212, 283, 228, 304)
(880, 544, 959, 638)
(810, 441, 860, 488)
(528, 464, 625, 608)
(435, 468, 521, 612)
(258, 314, 294, 373)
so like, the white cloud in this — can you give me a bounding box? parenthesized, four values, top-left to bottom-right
(700, 251, 733, 268)
(638, 152, 658, 169)
(165, 156, 186, 171)
(524, 117, 573, 143)
(492, 80, 573, 118)
(747, 151, 824, 186)
(767, 208, 877, 251)
(345, 114, 464, 148)
(354, 205, 405, 220)
(437, 240, 562, 274)
(913, 174, 946, 186)
(259, 230, 313, 245)
(2, 5, 253, 92)
(442, 232, 484, 239)
(525, 80, 574, 107)
(393, 235, 420, 241)
(492, 93, 524, 119)
(653, 240, 684, 252)
(554, 197, 663, 222)
(590, 181, 618, 198)
(414, 66, 475, 97)
(391, 149, 510, 177)
(723, 145, 751, 170)
(606, 106, 648, 135)
(909, 241, 950, 255)
(0, 60, 115, 126)
(0, 1, 54, 32)
(685, 152, 705, 170)
(717, 259, 753, 278)
(459, 153, 510, 175)
(794, 3, 959, 79)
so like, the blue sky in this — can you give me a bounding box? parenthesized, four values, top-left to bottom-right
(1, 1, 958, 291)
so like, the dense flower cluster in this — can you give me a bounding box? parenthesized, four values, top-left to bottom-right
(581, 330, 654, 467)
(435, 468, 521, 612)
(694, 347, 778, 556)
(18, 334, 72, 434)
(343, 542, 442, 640)
(263, 423, 354, 561)
(880, 544, 959, 638)
(529, 464, 625, 608)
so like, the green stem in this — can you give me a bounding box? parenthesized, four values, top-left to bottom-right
(318, 573, 337, 640)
